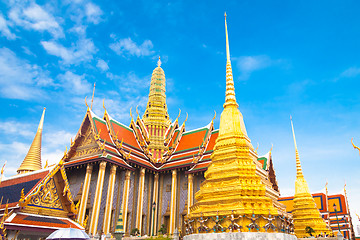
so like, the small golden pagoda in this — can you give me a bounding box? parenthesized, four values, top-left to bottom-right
(188, 14, 280, 232)
(142, 57, 171, 163)
(290, 118, 330, 237)
(17, 108, 45, 174)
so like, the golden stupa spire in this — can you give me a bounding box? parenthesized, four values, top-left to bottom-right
(224, 12, 238, 108)
(142, 57, 171, 162)
(17, 108, 45, 174)
(290, 117, 330, 237)
(290, 116, 305, 179)
(189, 14, 280, 230)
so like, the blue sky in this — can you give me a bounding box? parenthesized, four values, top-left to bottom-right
(0, 0, 360, 231)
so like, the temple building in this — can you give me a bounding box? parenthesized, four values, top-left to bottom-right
(0, 109, 83, 239)
(61, 16, 286, 237)
(2, 14, 351, 239)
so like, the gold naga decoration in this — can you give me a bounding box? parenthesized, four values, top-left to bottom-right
(83, 215, 89, 228)
(351, 138, 360, 155)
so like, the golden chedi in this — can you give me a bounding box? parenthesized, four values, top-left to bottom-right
(290, 118, 330, 237)
(17, 108, 45, 174)
(188, 14, 280, 232)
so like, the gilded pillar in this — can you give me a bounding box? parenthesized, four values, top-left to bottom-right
(150, 173, 159, 235)
(77, 164, 93, 224)
(187, 173, 194, 215)
(103, 164, 117, 234)
(169, 169, 177, 235)
(89, 161, 107, 236)
(122, 170, 131, 235)
(136, 168, 146, 234)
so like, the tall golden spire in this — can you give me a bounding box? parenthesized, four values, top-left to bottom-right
(224, 12, 237, 108)
(290, 117, 330, 237)
(219, 13, 248, 138)
(142, 57, 171, 162)
(189, 14, 280, 229)
(290, 116, 305, 180)
(17, 108, 45, 174)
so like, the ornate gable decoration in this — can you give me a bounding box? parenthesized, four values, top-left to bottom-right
(29, 177, 63, 210)
(67, 115, 102, 162)
(19, 162, 78, 216)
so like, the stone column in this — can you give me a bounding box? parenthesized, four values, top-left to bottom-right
(102, 164, 117, 234)
(136, 168, 146, 234)
(122, 170, 131, 235)
(169, 169, 177, 235)
(77, 164, 93, 224)
(89, 161, 107, 236)
(150, 173, 159, 236)
(187, 173, 194, 215)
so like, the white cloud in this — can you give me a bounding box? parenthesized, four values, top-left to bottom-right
(58, 71, 91, 94)
(0, 14, 16, 40)
(85, 3, 103, 24)
(0, 47, 53, 100)
(44, 130, 75, 147)
(340, 67, 360, 78)
(41, 38, 97, 65)
(0, 121, 34, 138)
(0, 141, 31, 176)
(96, 59, 109, 71)
(109, 37, 154, 57)
(236, 55, 286, 80)
(8, 1, 63, 38)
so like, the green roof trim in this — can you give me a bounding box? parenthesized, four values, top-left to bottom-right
(110, 119, 133, 131)
(257, 157, 268, 170)
(182, 127, 207, 136)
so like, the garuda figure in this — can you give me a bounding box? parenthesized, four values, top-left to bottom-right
(228, 210, 242, 232)
(261, 213, 277, 232)
(211, 211, 226, 233)
(245, 213, 260, 232)
(184, 218, 194, 235)
(197, 214, 209, 233)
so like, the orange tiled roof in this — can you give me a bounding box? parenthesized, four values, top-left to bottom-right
(174, 127, 209, 152)
(66, 109, 220, 172)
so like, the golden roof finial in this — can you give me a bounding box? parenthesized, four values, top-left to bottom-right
(290, 115, 304, 178)
(136, 105, 140, 118)
(270, 143, 273, 154)
(177, 109, 181, 120)
(130, 107, 133, 120)
(212, 110, 216, 122)
(223, 12, 238, 108)
(157, 56, 161, 67)
(90, 82, 96, 110)
(85, 96, 89, 109)
(351, 138, 360, 155)
(0, 161, 6, 183)
(17, 108, 45, 174)
(325, 180, 328, 195)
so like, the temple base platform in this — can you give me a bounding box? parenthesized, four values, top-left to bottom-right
(184, 232, 298, 240)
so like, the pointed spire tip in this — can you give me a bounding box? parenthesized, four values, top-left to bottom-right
(157, 56, 162, 67)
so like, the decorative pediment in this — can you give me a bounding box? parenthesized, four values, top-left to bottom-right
(29, 178, 63, 211)
(68, 123, 101, 161)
